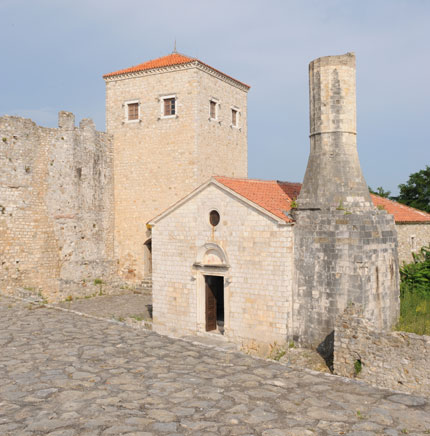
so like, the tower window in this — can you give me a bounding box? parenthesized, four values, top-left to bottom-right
(231, 108, 239, 127)
(128, 103, 139, 120)
(410, 235, 417, 252)
(210, 100, 218, 120)
(124, 100, 140, 122)
(163, 97, 176, 116)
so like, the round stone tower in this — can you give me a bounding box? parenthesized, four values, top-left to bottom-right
(292, 53, 400, 353)
(299, 52, 373, 210)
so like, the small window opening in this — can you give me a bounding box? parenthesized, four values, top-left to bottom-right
(210, 100, 217, 119)
(209, 210, 220, 227)
(410, 235, 417, 252)
(76, 168, 82, 179)
(128, 103, 139, 121)
(231, 108, 238, 127)
(164, 98, 176, 116)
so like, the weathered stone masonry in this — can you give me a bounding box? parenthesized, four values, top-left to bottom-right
(293, 53, 400, 349)
(335, 304, 430, 396)
(0, 112, 115, 301)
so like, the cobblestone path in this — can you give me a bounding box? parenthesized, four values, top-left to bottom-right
(1, 297, 429, 436)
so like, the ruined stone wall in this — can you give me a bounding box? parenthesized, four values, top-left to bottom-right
(397, 223, 430, 265)
(105, 65, 248, 282)
(152, 183, 293, 349)
(334, 304, 430, 396)
(0, 112, 115, 301)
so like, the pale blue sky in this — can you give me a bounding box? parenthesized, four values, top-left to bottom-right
(1, 0, 429, 194)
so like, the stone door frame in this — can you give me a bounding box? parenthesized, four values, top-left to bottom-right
(193, 243, 231, 336)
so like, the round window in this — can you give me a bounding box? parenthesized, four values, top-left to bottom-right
(209, 210, 220, 227)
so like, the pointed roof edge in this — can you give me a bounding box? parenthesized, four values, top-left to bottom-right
(147, 177, 430, 227)
(103, 53, 250, 90)
(147, 177, 292, 227)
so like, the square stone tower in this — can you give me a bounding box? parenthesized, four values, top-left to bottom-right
(104, 52, 250, 280)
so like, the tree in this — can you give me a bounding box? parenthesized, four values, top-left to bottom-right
(368, 186, 391, 198)
(397, 165, 430, 213)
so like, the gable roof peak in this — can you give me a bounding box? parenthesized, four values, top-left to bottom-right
(103, 53, 250, 89)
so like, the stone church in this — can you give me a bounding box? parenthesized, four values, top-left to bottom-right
(1, 51, 429, 349)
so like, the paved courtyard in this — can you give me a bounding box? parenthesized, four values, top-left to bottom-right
(0, 296, 429, 436)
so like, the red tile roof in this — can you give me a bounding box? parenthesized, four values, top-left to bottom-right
(103, 53, 194, 78)
(103, 53, 250, 88)
(215, 177, 301, 222)
(215, 177, 430, 224)
(370, 194, 430, 223)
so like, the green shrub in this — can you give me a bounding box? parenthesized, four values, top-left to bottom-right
(400, 245, 430, 296)
(397, 246, 430, 335)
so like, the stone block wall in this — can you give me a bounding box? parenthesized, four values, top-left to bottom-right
(397, 223, 430, 265)
(292, 208, 399, 349)
(334, 304, 430, 396)
(105, 65, 248, 281)
(0, 112, 115, 301)
(151, 183, 293, 349)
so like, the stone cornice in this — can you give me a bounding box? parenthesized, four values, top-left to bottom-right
(103, 61, 250, 92)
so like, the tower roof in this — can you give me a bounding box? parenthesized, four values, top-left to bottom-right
(103, 53, 250, 89)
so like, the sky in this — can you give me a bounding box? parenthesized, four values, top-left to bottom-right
(1, 0, 429, 195)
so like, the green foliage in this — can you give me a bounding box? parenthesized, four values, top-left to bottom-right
(354, 359, 362, 375)
(396, 165, 430, 213)
(268, 342, 286, 361)
(397, 246, 430, 335)
(368, 185, 391, 198)
(400, 246, 430, 296)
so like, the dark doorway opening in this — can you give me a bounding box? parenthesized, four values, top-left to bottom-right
(205, 275, 224, 334)
(144, 239, 152, 276)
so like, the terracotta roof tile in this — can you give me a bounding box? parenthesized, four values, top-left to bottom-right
(215, 177, 430, 224)
(370, 194, 430, 223)
(103, 53, 250, 88)
(215, 177, 300, 222)
(103, 53, 194, 78)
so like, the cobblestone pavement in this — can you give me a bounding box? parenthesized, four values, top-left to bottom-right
(1, 296, 429, 436)
(55, 293, 153, 322)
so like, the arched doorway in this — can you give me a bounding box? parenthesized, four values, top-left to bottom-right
(194, 243, 230, 335)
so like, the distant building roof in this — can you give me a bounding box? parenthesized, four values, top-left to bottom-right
(215, 177, 430, 224)
(369, 194, 430, 223)
(103, 53, 250, 89)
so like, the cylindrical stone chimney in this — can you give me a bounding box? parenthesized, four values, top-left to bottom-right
(298, 52, 373, 210)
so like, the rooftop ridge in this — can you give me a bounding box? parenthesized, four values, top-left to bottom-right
(214, 176, 300, 185)
(103, 53, 250, 89)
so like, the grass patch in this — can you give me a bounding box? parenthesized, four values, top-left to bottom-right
(396, 245, 430, 336)
(396, 287, 430, 335)
(130, 314, 146, 322)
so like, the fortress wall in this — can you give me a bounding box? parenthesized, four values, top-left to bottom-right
(0, 112, 115, 301)
(334, 304, 430, 396)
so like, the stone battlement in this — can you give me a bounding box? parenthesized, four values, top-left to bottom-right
(0, 112, 115, 301)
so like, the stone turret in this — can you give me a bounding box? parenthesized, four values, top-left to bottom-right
(299, 52, 373, 210)
(292, 53, 400, 353)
